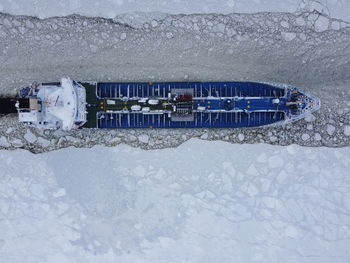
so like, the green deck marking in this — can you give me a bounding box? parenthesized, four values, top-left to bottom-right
(80, 82, 174, 128)
(80, 82, 99, 128)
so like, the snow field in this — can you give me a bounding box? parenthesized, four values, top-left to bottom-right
(0, 0, 350, 21)
(1, 139, 350, 262)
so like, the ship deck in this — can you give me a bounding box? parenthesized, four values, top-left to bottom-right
(80, 81, 287, 129)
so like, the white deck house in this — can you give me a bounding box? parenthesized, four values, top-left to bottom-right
(17, 77, 86, 130)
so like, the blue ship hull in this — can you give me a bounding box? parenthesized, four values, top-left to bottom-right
(79, 80, 319, 129)
(97, 111, 285, 128)
(17, 79, 320, 130)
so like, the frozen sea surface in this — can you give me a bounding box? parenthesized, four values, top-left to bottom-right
(0, 10, 349, 152)
(1, 139, 350, 262)
(1, 1, 349, 262)
(0, 0, 349, 22)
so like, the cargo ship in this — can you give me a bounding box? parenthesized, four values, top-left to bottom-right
(0, 77, 320, 130)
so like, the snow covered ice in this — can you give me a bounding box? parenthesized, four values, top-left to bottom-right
(0, 0, 350, 262)
(1, 0, 350, 22)
(1, 140, 350, 262)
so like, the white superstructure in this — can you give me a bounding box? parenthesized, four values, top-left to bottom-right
(17, 77, 86, 130)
